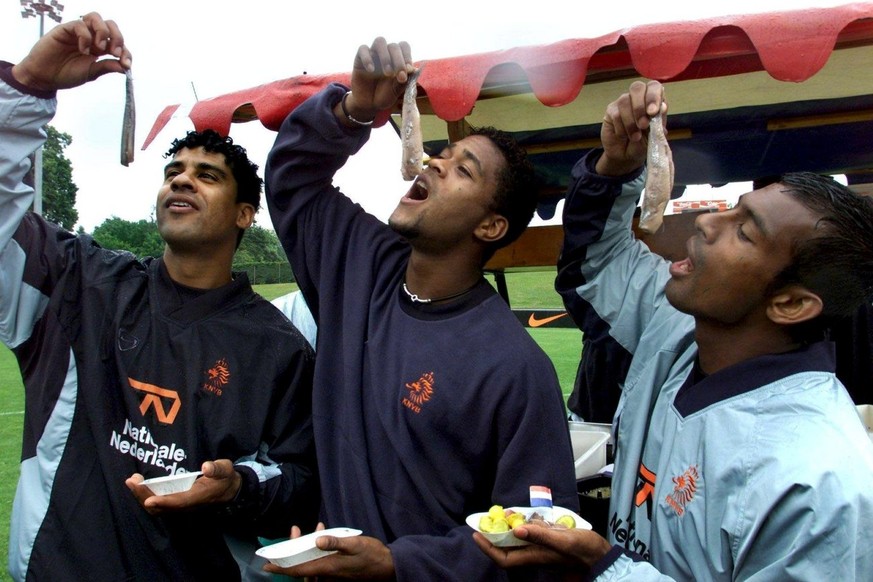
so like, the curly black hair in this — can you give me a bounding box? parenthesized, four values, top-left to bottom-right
(164, 129, 263, 212)
(468, 126, 540, 263)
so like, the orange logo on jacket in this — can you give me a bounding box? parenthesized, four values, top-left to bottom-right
(634, 463, 657, 520)
(203, 358, 230, 396)
(402, 371, 434, 414)
(129, 378, 181, 425)
(666, 465, 699, 516)
(665, 466, 700, 517)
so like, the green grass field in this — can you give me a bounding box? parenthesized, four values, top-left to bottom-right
(0, 273, 580, 579)
(0, 346, 23, 582)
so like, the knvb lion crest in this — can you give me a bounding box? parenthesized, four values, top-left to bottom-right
(402, 371, 434, 413)
(203, 358, 230, 396)
(665, 465, 700, 516)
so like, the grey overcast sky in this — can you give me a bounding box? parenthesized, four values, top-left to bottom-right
(0, 0, 852, 231)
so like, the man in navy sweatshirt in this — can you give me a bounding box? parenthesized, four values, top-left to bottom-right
(263, 37, 578, 581)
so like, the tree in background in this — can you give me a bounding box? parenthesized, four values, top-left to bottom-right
(91, 218, 286, 267)
(42, 125, 79, 230)
(232, 224, 293, 283)
(92, 216, 165, 258)
(233, 224, 286, 266)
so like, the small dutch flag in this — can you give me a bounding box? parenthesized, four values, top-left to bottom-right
(529, 485, 553, 520)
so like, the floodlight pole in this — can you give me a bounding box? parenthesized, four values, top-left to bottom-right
(20, 0, 65, 216)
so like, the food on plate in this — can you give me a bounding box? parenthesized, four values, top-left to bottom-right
(478, 504, 576, 532)
(555, 514, 577, 529)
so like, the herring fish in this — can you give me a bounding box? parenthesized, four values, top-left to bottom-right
(400, 67, 425, 181)
(638, 113, 673, 234)
(120, 69, 135, 166)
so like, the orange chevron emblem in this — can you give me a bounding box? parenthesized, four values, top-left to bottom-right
(635, 463, 656, 507)
(129, 378, 181, 425)
(528, 312, 569, 327)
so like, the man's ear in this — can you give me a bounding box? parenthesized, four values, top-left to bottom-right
(236, 203, 256, 230)
(475, 213, 508, 244)
(766, 286, 823, 325)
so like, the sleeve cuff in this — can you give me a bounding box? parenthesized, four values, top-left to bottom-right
(325, 82, 391, 132)
(215, 465, 259, 518)
(0, 61, 57, 100)
(585, 545, 646, 581)
(581, 148, 645, 184)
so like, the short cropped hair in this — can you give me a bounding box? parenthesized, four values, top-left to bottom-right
(766, 172, 873, 341)
(470, 126, 539, 264)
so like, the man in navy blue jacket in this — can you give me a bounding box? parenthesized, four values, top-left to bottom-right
(1, 13, 318, 581)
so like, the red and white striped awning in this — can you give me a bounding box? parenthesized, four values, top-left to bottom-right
(143, 2, 873, 150)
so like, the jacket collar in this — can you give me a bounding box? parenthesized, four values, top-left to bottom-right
(152, 258, 252, 324)
(674, 341, 836, 417)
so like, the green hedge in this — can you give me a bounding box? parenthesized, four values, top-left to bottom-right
(234, 263, 295, 285)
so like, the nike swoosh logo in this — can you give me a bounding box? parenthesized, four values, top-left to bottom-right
(528, 312, 569, 327)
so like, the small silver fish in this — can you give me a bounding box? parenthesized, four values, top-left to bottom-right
(401, 67, 425, 181)
(120, 69, 135, 166)
(638, 113, 674, 235)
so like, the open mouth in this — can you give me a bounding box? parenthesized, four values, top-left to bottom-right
(404, 177, 429, 202)
(670, 239, 697, 277)
(670, 257, 694, 276)
(165, 195, 198, 210)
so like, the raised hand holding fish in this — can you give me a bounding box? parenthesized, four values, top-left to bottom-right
(11, 12, 130, 93)
(596, 80, 664, 177)
(335, 37, 414, 130)
(638, 112, 673, 234)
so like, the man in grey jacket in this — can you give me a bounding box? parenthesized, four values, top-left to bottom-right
(475, 80, 873, 580)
